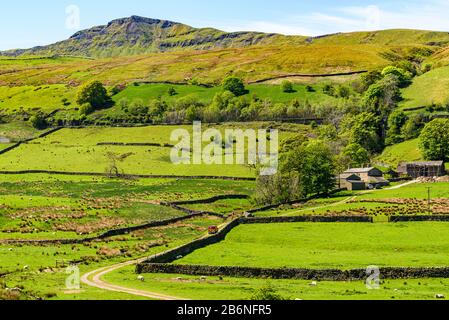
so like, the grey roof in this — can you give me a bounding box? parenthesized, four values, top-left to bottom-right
(368, 176, 389, 183)
(344, 167, 376, 174)
(402, 161, 444, 166)
(339, 173, 362, 181)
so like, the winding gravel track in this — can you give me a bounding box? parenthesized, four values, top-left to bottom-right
(81, 258, 187, 301)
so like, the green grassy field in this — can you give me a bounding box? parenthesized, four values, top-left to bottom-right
(0, 215, 222, 300)
(0, 85, 76, 112)
(176, 222, 449, 269)
(0, 124, 305, 177)
(112, 83, 338, 106)
(0, 174, 254, 239)
(400, 66, 449, 109)
(0, 121, 44, 142)
(376, 139, 422, 167)
(105, 268, 449, 300)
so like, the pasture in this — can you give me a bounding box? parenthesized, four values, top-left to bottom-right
(105, 268, 449, 300)
(0, 124, 303, 177)
(400, 66, 449, 109)
(376, 138, 422, 168)
(112, 83, 338, 106)
(175, 222, 449, 269)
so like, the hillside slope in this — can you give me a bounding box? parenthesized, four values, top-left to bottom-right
(1, 16, 304, 58)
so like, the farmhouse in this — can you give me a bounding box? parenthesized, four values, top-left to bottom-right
(397, 161, 445, 178)
(342, 167, 390, 189)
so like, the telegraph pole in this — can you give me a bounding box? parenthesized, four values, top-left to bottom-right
(427, 187, 432, 214)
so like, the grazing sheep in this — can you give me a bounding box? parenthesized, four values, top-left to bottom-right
(137, 275, 145, 282)
(176, 255, 183, 259)
(309, 281, 317, 287)
(23, 265, 29, 270)
(436, 294, 445, 299)
(200, 276, 207, 281)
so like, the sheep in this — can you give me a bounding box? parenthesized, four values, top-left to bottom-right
(176, 255, 183, 259)
(436, 294, 445, 299)
(137, 275, 145, 282)
(309, 281, 317, 287)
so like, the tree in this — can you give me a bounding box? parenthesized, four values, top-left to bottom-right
(381, 66, 412, 87)
(386, 110, 407, 145)
(357, 70, 382, 92)
(335, 85, 351, 98)
(341, 112, 382, 153)
(279, 139, 335, 199)
(79, 103, 94, 116)
(222, 77, 246, 96)
(250, 285, 287, 301)
(281, 80, 294, 93)
(167, 86, 177, 96)
(419, 119, 449, 162)
(401, 113, 426, 140)
(128, 99, 148, 116)
(343, 143, 370, 168)
(29, 113, 47, 129)
(76, 80, 110, 109)
(363, 74, 401, 117)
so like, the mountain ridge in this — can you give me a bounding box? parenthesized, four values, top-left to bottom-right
(1, 15, 302, 58)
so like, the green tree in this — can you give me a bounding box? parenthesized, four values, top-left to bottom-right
(281, 139, 336, 198)
(76, 80, 110, 109)
(250, 285, 287, 301)
(29, 113, 47, 129)
(363, 74, 401, 117)
(222, 77, 246, 96)
(357, 70, 382, 92)
(341, 112, 382, 153)
(281, 80, 294, 93)
(128, 99, 148, 116)
(381, 66, 412, 87)
(419, 119, 449, 162)
(343, 143, 370, 168)
(79, 103, 94, 116)
(167, 86, 177, 96)
(401, 113, 426, 140)
(386, 110, 407, 145)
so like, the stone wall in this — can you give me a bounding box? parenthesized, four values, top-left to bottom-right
(137, 263, 449, 280)
(390, 215, 449, 222)
(1, 213, 207, 245)
(143, 219, 241, 264)
(242, 216, 373, 224)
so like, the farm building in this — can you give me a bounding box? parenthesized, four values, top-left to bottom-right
(338, 173, 366, 191)
(342, 167, 390, 189)
(397, 161, 445, 178)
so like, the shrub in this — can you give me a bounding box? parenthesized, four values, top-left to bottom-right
(281, 80, 294, 93)
(79, 103, 94, 116)
(167, 86, 177, 96)
(29, 114, 47, 129)
(250, 285, 287, 301)
(222, 77, 246, 96)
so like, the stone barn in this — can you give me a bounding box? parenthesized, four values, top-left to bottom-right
(338, 173, 366, 191)
(340, 167, 390, 190)
(397, 161, 445, 179)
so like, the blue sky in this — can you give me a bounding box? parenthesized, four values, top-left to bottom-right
(2, 0, 449, 50)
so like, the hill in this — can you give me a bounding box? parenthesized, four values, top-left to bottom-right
(2, 16, 449, 60)
(309, 29, 449, 46)
(1, 16, 304, 58)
